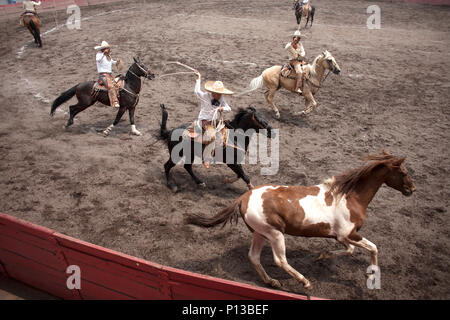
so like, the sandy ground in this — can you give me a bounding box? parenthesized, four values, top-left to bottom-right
(0, 0, 449, 299)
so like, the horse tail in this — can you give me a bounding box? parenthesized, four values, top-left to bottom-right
(235, 74, 264, 97)
(311, 6, 315, 18)
(50, 85, 77, 116)
(160, 103, 170, 139)
(29, 19, 38, 37)
(185, 195, 244, 228)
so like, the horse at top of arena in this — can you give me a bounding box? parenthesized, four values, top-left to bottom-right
(22, 13, 42, 47)
(160, 104, 274, 192)
(187, 150, 416, 290)
(239, 50, 340, 118)
(293, 0, 315, 29)
(50, 57, 155, 136)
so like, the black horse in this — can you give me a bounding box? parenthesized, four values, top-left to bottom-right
(294, 2, 315, 28)
(160, 104, 274, 192)
(50, 57, 155, 136)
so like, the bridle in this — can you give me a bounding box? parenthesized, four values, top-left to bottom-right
(127, 62, 151, 79)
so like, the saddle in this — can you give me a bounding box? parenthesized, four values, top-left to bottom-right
(281, 64, 296, 79)
(93, 75, 125, 92)
(281, 60, 310, 77)
(183, 121, 229, 146)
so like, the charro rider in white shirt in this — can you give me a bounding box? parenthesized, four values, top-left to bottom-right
(192, 69, 233, 168)
(95, 41, 121, 108)
(20, 0, 41, 26)
(285, 30, 306, 94)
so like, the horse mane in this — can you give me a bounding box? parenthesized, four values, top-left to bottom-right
(329, 151, 398, 197)
(233, 107, 253, 123)
(309, 54, 323, 78)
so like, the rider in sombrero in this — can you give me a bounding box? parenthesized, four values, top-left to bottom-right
(285, 30, 306, 94)
(191, 69, 234, 168)
(95, 41, 122, 108)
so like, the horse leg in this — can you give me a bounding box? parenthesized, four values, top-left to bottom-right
(184, 164, 205, 188)
(316, 238, 355, 261)
(66, 102, 91, 127)
(164, 158, 178, 192)
(128, 107, 141, 136)
(264, 89, 280, 119)
(267, 229, 312, 289)
(103, 106, 127, 136)
(300, 91, 317, 115)
(227, 164, 253, 190)
(248, 233, 281, 288)
(347, 236, 378, 267)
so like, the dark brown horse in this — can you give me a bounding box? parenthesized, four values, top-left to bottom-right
(50, 57, 154, 136)
(187, 151, 416, 290)
(294, 2, 315, 28)
(23, 14, 42, 47)
(160, 104, 274, 192)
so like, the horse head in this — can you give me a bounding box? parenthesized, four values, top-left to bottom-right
(321, 50, 341, 75)
(382, 153, 416, 196)
(132, 56, 155, 80)
(235, 106, 274, 138)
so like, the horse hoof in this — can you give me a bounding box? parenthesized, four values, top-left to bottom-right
(247, 183, 255, 190)
(103, 131, 110, 137)
(304, 281, 313, 290)
(269, 279, 282, 288)
(274, 112, 280, 119)
(169, 185, 178, 193)
(198, 182, 206, 188)
(315, 253, 326, 261)
(131, 130, 142, 136)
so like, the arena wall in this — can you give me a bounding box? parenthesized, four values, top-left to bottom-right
(0, 213, 322, 300)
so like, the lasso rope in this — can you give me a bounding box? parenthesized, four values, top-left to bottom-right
(160, 71, 195, 78)
(165, 61, 198, 72)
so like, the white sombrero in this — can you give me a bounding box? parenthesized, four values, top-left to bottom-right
(94, 41, 111, 51)
(293, 30, 301, 38)
(204, 81, 234, 95)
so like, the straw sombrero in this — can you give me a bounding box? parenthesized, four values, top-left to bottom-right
(204, 81, 234, 95)
(94, 41, 111, 51)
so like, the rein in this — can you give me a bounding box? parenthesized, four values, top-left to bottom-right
(307, 69, 331, 89)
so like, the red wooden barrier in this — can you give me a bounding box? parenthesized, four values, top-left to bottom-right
(0, 213, 322, 300)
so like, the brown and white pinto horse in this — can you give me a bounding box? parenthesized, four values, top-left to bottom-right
(187, 151, 416, 290)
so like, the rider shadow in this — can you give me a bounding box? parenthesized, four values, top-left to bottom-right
(167, 168, 248, 196)
(175, 242, 365, 297)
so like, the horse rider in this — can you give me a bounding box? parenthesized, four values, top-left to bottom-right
(19, 0, 41, 26)
(285, 30, 306, 94)
(192, 69, 233, 168)
(95, 41, 121, 108)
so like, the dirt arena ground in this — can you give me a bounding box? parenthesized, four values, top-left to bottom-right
(0, 0, 449, 299)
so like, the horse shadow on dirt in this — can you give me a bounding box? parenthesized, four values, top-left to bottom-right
(157, 166, 249, 196)
(175, 242, 366, 297)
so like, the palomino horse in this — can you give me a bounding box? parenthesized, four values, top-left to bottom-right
(187, 151, 416, 290)
(294, 2, 315, 28)
(23, 14, 42, 47)
(239, 50, 340, 118)
(50, 57, 154, 136)
(160, 105, 274, 192)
